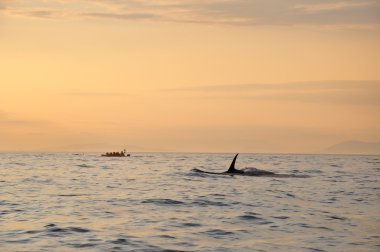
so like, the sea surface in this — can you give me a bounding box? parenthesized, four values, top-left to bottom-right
(0, 152, 379, 252)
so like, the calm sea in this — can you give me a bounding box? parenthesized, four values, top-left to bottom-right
(0, 152, 379, 252)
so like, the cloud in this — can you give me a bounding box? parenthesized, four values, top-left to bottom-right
(8, 9, 65, 19)
(84, 12, 159, 20)
(164, 80, 380, 106)
(0, 114, 53, 126)
(62, 92, 123, 96)
(0, 110, 54, 127)
(292, 1, 374, 13)
(0, 120, 44, 125)
(2, 0, 380, 29)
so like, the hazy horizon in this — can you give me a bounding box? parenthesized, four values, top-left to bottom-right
(1, 0, 380, 153)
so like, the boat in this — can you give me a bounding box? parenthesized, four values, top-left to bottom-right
(101, 149, 130, 157)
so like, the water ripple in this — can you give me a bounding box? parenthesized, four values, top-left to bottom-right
(201, 229, 235, 237)
(141, 199, 185, 205)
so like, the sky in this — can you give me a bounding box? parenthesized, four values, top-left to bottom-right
(0, 0, 380, 153)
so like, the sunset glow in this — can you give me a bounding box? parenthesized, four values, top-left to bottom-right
(1, 0, 379, 153)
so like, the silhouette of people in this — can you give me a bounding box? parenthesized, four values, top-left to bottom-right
(102, 150, 128, 157)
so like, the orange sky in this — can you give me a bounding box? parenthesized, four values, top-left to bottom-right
(1, 1, 379, 153)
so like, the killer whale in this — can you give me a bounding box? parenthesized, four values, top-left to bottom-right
(192, 154, 309, 178)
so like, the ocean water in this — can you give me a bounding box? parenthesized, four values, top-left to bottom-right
(0, 152, 379, 252)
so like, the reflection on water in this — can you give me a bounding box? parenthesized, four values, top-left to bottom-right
(0, 153, 379, 251)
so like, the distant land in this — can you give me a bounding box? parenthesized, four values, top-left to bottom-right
(324, 141, 380, 155)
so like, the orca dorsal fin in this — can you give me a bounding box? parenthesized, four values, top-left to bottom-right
(227, 154, 239, 173)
